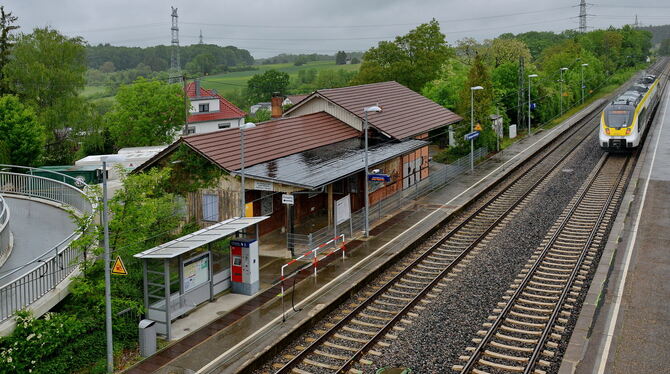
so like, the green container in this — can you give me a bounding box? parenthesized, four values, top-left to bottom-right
(31, 165, 102, 187)
(375, 368, 412, 374)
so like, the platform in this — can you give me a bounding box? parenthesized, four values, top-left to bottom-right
(122, 99, 606, 374)
(560, 80, 670, 373)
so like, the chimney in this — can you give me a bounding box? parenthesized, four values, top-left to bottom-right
(195, 79, 201, 97)
(271, 92, 284, 118)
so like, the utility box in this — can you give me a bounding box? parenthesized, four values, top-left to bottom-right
(230, 238, 259, 295)
(138, 319, 157, 357)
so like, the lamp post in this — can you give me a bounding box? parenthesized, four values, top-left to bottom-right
(470, 86, 484, 172)
(239, 122, 256, 217)
(528, 74, 538, 134)
(100, 154, 125, 373)
(560, 67, 568, 115)
(363, 105, 382, 238)
(581, 63, 589, 105)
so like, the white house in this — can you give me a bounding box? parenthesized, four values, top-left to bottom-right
(185, 80, 246, 135)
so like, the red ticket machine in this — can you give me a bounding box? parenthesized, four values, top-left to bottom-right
(230, 238, 259, 295)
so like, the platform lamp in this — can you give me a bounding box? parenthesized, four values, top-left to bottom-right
(363, 105, 382, 238)
(581, 63, 589, 105)
(470, 86, 484, 172)
(528, 74, 538, 134)
(100, 154, 126, 373)
(239, 122, 256, 217)
(560, 67, 569, 115)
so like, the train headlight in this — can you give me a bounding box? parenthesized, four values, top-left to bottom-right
(605, 128, 610, 135)
(625, 128, 632, 135)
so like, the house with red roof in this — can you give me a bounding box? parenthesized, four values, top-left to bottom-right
(185, 80, 246, 135)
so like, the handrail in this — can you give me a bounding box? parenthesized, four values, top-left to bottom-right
(0, 164, 95, 323)
(0, 194, 10, 265)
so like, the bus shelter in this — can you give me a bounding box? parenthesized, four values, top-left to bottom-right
(134, 216, 268, 339)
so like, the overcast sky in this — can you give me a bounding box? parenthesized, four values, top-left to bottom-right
(5, 1, 670, 58)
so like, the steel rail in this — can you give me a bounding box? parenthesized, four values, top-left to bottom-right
(459, 153, 629, 373)
(275, 93, 607, 374)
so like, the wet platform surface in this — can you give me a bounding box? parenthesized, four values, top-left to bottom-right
(0, 197, 77, 285)
(563, 82, 670, 374)
(122, 100, 605, 374)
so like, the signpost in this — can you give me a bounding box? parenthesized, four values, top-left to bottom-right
(464, 131, 480, 141)
(283, 194, 295, 256)
(111, 256, 128, 276)
(334, 194, 353, 239)
(281, 194, 294, 205)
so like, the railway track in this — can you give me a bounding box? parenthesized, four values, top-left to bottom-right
(268, 98, 609, 374)
(453, 153, 634, 374)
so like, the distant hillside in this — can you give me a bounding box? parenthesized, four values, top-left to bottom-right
(86, 44, 254, 72)
(640, 24, 670, 45)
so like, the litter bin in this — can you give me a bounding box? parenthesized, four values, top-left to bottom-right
(138, 319, 157, 357)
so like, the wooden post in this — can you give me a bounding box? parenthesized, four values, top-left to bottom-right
(327, 184, 334, 225)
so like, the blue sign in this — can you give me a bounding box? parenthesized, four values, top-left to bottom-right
(368, 174, 391, 182)
(464, 131, 480, 141)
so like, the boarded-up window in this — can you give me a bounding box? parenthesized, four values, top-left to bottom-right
(202, 194, 219, 221)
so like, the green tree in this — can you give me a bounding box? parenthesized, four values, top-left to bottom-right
(106, 78, 187, 148)
(457, 54, 496, 150)
(3, 27, 87, 163)
(0, 95, 44, 166)
(0, 6, 19, 95)
(186, 52, 217, 75)
(660, 38, 670, 56)
(484, 38, 532, 68)
(352, 19, 452, 92)
(246, 69, 290, 103)
(335, 50, 347, 65)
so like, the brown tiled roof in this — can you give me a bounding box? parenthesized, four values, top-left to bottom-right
(294, 81, 462, 140)
(181, 112, 360, 171)
(285, 94, 308, 105)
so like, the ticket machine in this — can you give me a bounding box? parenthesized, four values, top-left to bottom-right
(230, 238, 259, 295)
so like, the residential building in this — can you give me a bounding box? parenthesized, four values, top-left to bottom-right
(185, 80, 246, 134)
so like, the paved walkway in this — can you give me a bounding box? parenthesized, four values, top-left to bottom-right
(123, 98, 606, 374)
(561, 78, 670, 374)
(0, 197, 77, 285)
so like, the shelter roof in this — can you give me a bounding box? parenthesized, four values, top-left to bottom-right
(240, 138, 429, 189)
(134, 216, 269, 259)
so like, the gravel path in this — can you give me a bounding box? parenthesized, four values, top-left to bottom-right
(369, 133, 605, 373)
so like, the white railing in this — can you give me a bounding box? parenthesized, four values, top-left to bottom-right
(0, 165, 94, 323)
(0, 194, 10, 265)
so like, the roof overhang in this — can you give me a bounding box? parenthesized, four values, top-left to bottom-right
(134, 216, 269, 259)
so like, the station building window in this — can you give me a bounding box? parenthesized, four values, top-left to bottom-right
(202, 194, 219, 221)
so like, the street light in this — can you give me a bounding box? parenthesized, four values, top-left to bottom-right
(528, 74, 538, 135)
(100, 154, 126, 373)
(560, 67, 568, 115)
(581, 63, 589, 105)
(239, 122, 256, 217)
(363, 105, 382, 238)
(470, 86, 484, 172)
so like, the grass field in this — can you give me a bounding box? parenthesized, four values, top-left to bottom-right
(200, 60, 360, 95)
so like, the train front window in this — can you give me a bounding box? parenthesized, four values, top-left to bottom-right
(606, 111, 631, 128)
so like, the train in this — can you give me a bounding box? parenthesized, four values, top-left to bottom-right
(599, 72, 660, 151)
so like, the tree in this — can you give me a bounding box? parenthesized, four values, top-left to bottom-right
(246, 70, 290, 103)
(484, 38, 532, 68)
(456, 54, 496, 150)
(0, 95, 44, 166)
(660, 38, 670, 56)
(351, 57, 360, 64)
(0, 6, 19, 95)
(105, 78, 187, 148)
(3, 27, 87, 163)
(186, 53, 216, 76)
(335, 50, 347, 65)
(351, 19, 452, 92)
(99, 61, 116, 73)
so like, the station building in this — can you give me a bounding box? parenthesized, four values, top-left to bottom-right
(136, 81, 462, 256)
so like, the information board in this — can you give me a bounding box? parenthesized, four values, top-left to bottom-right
(335, 194, 351, 225)
(182, 253, 210, 293)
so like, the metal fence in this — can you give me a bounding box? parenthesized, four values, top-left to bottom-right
(287, 147, 489, 253)
(0, 194, 10, 265)
(0, 165, 94, 323)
